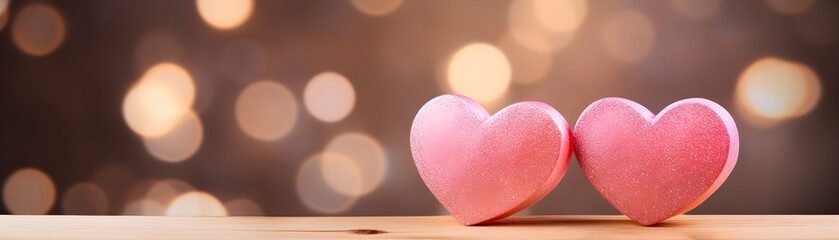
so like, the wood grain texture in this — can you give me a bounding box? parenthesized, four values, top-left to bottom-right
(0, 215, 836, 239)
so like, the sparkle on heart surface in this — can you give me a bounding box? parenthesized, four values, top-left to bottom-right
(411, 94, 571, 225)
(574, 98, 738, 225)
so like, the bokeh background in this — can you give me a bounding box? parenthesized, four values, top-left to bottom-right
(0, 0, 837, 216)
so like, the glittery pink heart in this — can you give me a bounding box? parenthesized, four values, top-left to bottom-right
(574, 98, 739, 225)
(410, 94, 572, 225)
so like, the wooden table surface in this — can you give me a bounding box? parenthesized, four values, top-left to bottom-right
(0, 215, 837, 239)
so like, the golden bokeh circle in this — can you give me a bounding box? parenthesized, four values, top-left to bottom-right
(165, 191, 227, 216)
(446, 43, 511, 104)
(196, 0, 254, 30)
(303, 72, 356, 123)
(11, 4, 66, 56)
(225, 198, 264, 216)
(142, 111, 204, 163)
(350, 0, 404, 16)
(296, 154, 359, 214)
(61, 182, 109, 215)
(3, 168, 56, 215)
(236, 80, 298, 141)
(323, 132, 387, 197)
(123, 63, 196, 138)
(736, 57, 821, 123)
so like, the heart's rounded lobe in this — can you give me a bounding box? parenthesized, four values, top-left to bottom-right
(574, 98, 739, 225)
(410, 95, 572, 225)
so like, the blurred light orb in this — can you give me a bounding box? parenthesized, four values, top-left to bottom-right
(165, 191, 227, 216)
(225, 198, 264, 216)
(601, 10, 656, 63)
(236, 80, 298, 141)
(0, 0, 8, 16)
(123, 63, 195, 137)
(736, 57, 822, 121)
(532, 0, 587, 32)
(498, 34, 554, 85)
(303, 72, 356, 123)
(11, 4, 66, 56)
(350, 0, 403, 16)
(446, 43, 511, 103)
(3, 168, 55, 215)
(122, 179, 193, 215)
(670, 0, 722, 20)
(507, 0, 579, 52)
(134, 33, 183, 69)
(196, 0, 253, 30)
(61, 182, 108, 215)
(122, 199, 165, 215)
(0, 4, 9, 33)
(319, 153, 364, 197)
(765, 0, 815, 15)
(144, 180, 180, 205)
(219, 39, 266, 83)
(296, 154, 358, 214)
(142, 111, 204, 163)
(323, 132, 387, 196)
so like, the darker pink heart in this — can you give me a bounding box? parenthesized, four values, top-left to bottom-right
(410, 94, 573, 225)
(574, 98, 739, 225)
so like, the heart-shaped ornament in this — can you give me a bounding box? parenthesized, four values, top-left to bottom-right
(410, 95, 572, 225)
(574, 98, 739, 225)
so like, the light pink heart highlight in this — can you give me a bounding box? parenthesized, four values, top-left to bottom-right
(574, 97, 739, 225)
(410, 94, 573, 225)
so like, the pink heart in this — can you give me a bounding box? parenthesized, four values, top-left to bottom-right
(574, 98, 739, 225)
(410, 95, 572, 225)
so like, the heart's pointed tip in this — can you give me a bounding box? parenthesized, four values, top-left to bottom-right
(627, 216, 663, 226)
(637, 220, 661, 226)
(450, 206, 516, 226)
(640, 223, 659, 227)
(452, 215, 485, 226)
(460, 220, 481, 226)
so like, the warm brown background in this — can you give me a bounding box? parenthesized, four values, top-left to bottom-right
(0, 0, 837, 216)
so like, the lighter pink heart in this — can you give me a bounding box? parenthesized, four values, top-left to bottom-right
(410, 94, 572, 225)
(574, 97, 739, 225)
